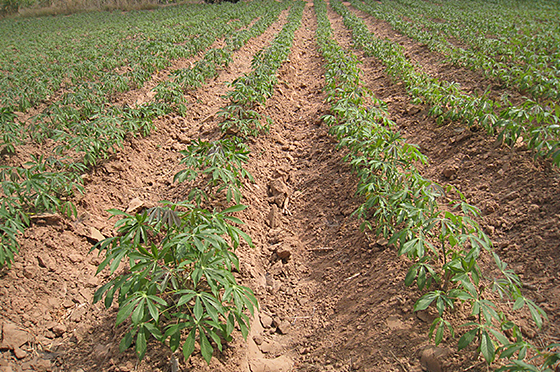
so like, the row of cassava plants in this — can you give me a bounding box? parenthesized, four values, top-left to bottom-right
(218, 1, 306, 137)
(0, 1, 264, 268)
(0, 1, 261, 111)
(90, 0, 306, 364)
(0, 0, 261, 156)
(336, 0, 560, 167)
(172, 0, 304, 206)
(315, 0, 559, 370)
(358, 0, 560, 102)
(162, 0, 290, 99)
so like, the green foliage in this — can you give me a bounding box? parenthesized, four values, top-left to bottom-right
(92, 202, 257, 363)
(316, 0, 551, 369)
(0, 107, 22, 154)
(174, 138, 253, 205)
(0, 155, 83, 267)
(359, 0, 560, 102)
(0, 0, 35, 15)
(218, 1, 306, 138)
(153, 81, 188, 116)
(0, 0, 271, 267)
(347, 0, 560, 166)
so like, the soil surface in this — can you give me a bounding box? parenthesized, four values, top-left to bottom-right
(1, 2, 559, 372)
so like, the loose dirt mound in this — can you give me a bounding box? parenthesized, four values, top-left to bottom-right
(1, 2, 559, 372)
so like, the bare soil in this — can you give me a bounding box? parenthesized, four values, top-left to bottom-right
(1, 2, 559, 372)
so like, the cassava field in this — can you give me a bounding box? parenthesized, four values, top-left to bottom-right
(1, 0, 560, 371)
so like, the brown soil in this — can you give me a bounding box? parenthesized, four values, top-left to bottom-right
(1, 2, 559, 372)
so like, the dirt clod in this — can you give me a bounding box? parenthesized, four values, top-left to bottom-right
(277, 320, 291, 335)
(125, 197, 144, 214)
(252, 335, 264, 346)
(52, 324, 67, 337)
(13, 347, 26, 360)
(260, 313, 274, 329)
(443, 166, 457, 179)
(420, 346, 451, 372)
(276, 246, 292, 260)
(268, 178, 291, 208)
(0, 323, 29, 350)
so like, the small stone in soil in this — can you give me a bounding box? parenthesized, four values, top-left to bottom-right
(415, 310, 436, 323)
(277, 321, 291, 335)
(52, 324, 67, 337)
(420, 346, 450, 372)
(0, 322, 30, 350)
(87, 227, 105, 243)
(443, 166, 457, 179)
(13, 347, 26, 359)
(126, 198, 144, 214)
(253, 335, 264, 346)
(260, 313, 274, 329)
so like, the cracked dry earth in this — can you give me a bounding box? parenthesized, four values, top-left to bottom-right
(1, 2, 559, 372)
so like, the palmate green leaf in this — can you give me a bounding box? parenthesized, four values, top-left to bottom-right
(146, 298, 159, 323)
(226, 313, 235, 339)
(204, 324, 223, 352)
(512, 297, 525, 311)
(428, 318, 453, 346)
(119, 329, 135, 352)
(488, 328, 510, 347)
(417, 265, 426, 290)
(234, 312, 250, 340)
(177, 290, 197, 307)
(131, 298, 146, 324)
(109, 248, 129, 275)
(227, 224, 253, 249)
(458, 328, 478, 351)
(200, 293, 223, 323)
(199, 327, 213, 364)
(222, 202, 246, 214)
(414, 291, 438, 312)
(404, 265, 417, 287)
(194, 297, 204, 321)
(499, 343, 524, 360)
(448, 288, 473, 301)
(452, 273, 477, 297)
(480, 330, 496, 363)
(526, 300, 547, 329)
(495, 360, 541, 372)
(141, 322, 162, 341)
(116, 298, 140, 325)
(136, 328, 147, 361)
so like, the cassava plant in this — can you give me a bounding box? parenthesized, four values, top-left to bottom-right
(92, 202, 257, 363)
(173, 138, 254, 205)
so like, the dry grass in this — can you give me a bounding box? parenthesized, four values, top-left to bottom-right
(4, 0, 200, 18)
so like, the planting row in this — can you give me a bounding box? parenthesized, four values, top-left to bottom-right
(0, 0, 284, 269)
(0, 1, 260, 111)
(359, 0, 560, 102)
(0, 2, 247, 269)
(341, 0, 560, 167)
(91, 0, 305, 364)
(317, 0, 558, 369)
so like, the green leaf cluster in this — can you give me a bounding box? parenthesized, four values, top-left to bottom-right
(174, 138, 254, 205)
(218, 1, 306, 138)
(92, 203, 257, 363)
(0, 155, 83, 267)
(346, 0, 560, 167)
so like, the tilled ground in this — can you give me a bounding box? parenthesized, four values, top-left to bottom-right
(1, 2, 559, 372)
